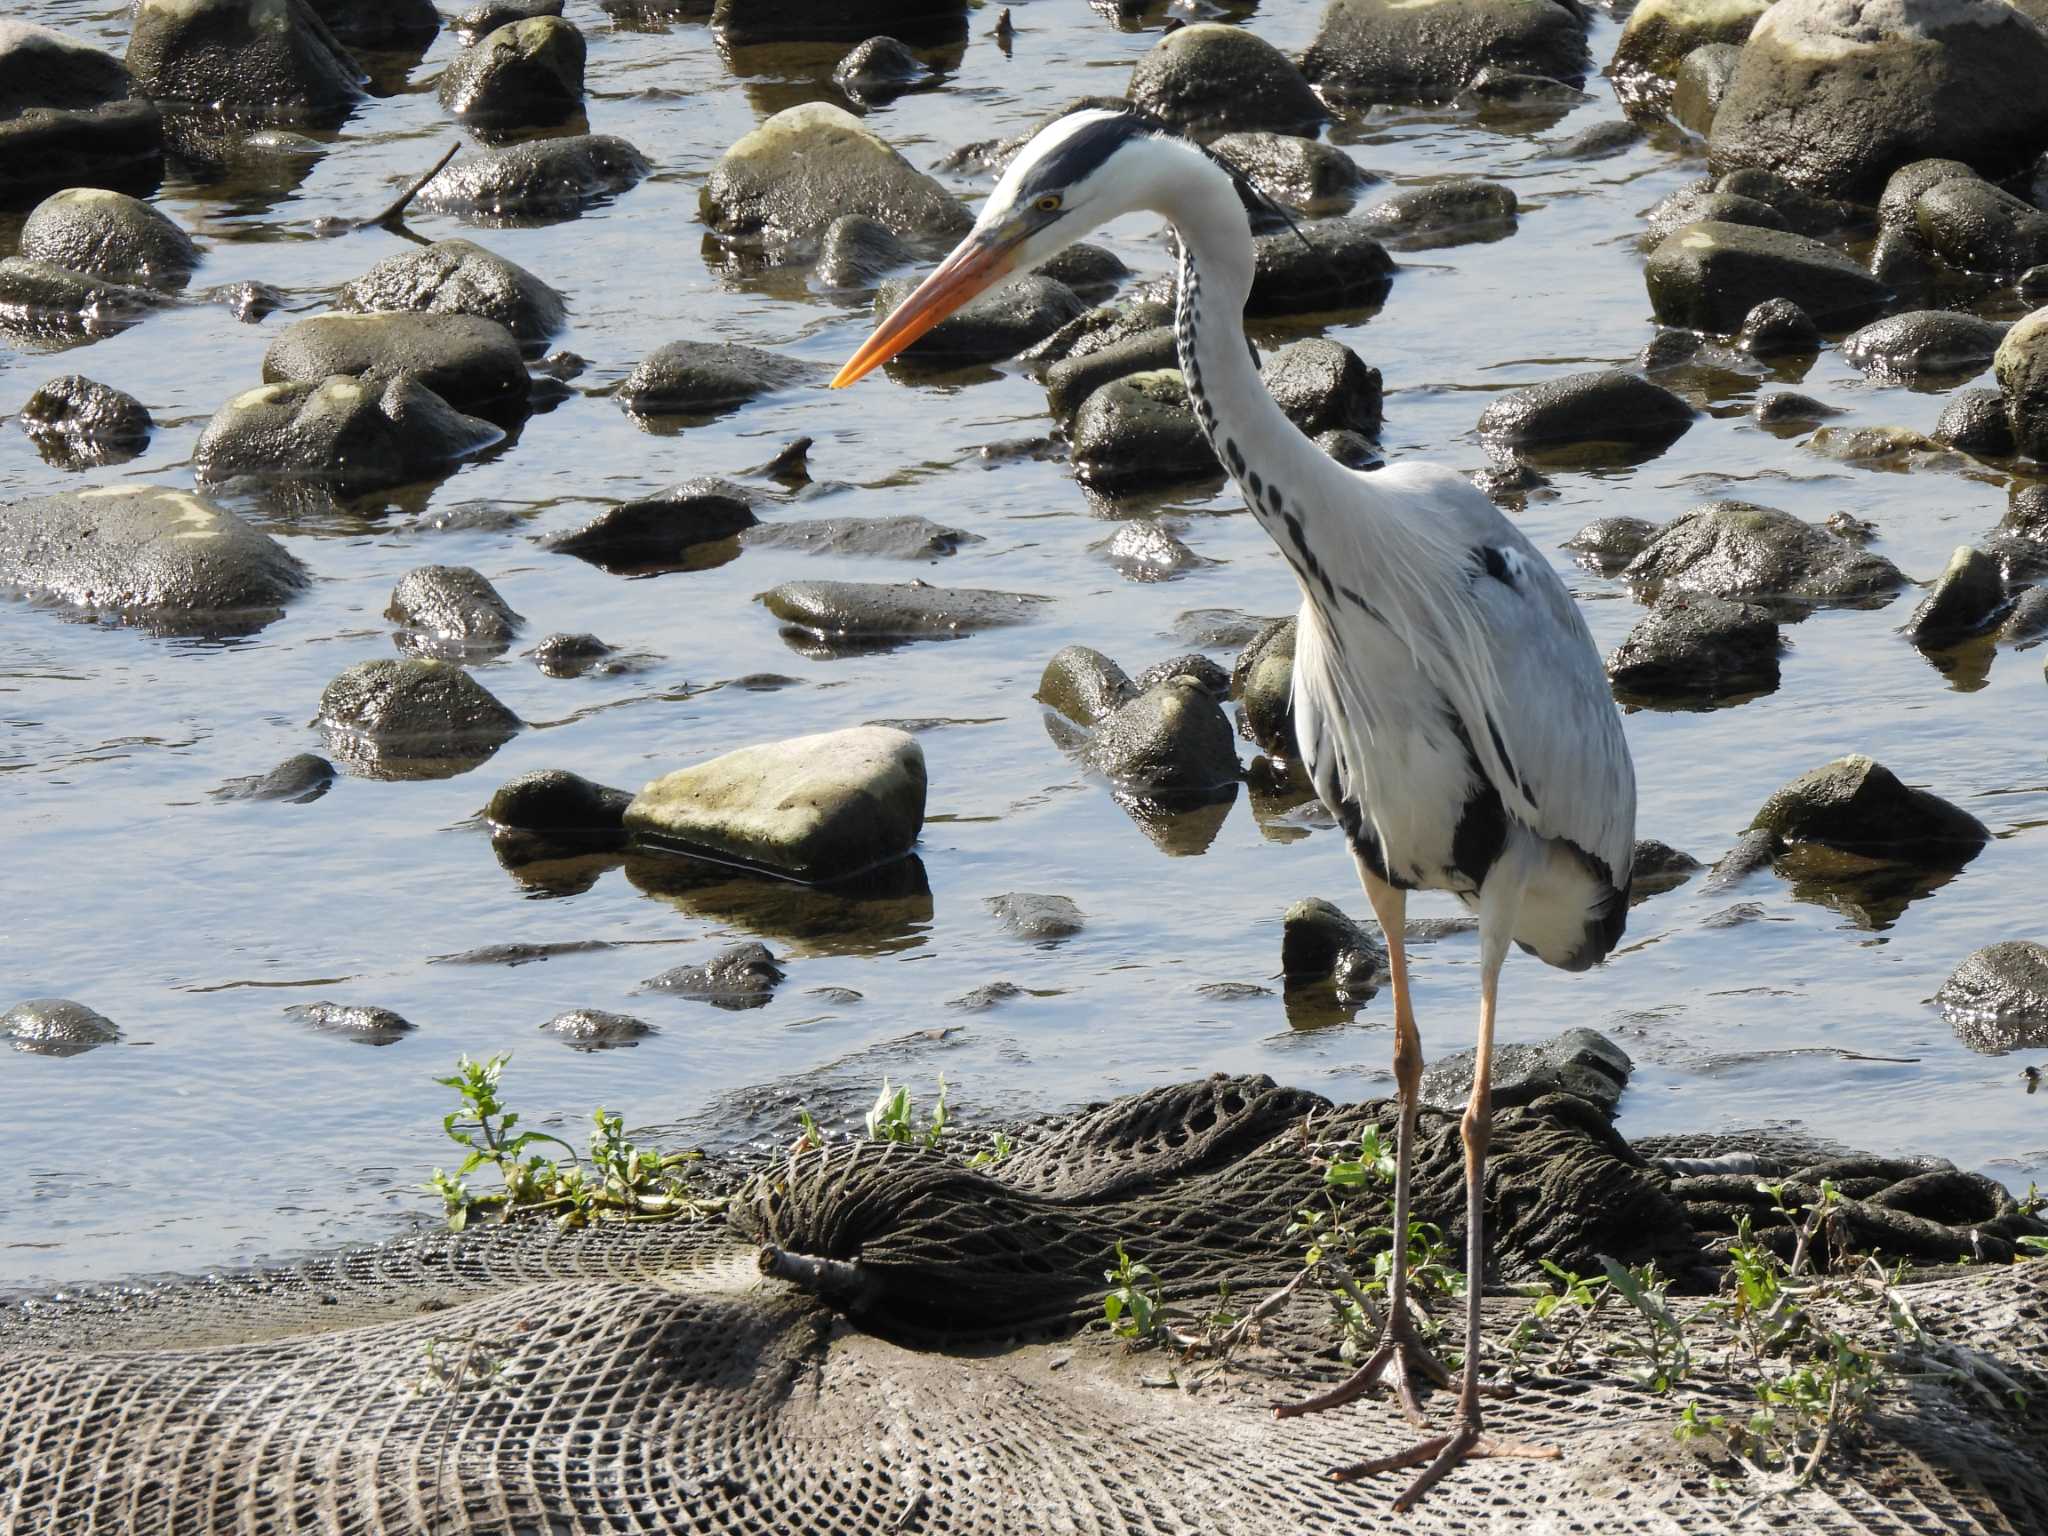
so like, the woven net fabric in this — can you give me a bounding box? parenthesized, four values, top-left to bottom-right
(3, 1076, 2044, 1536)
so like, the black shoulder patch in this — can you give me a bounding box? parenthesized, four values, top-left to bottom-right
(1471, 545, 1516, 586)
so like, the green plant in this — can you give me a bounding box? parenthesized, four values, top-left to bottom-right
(865, 1075, 950, 1148)
(2018, 1235, 2048, 1257)
(1599, 1256, 1692, 1392)
(967, 1130, 1014, 1169)
(1503, 1259, 1613, 1376)
(1103, 1241, 1164, 1345)
(1323, 1125, 1397, 1190)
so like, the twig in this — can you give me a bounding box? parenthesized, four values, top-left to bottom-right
(361, 141, 460, 230)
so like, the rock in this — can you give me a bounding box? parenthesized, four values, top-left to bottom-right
(1038, 646, 1136, 727)
(2005, 485, 2048, 538)
(1021, 294, 1175, 370)
(1842, 311, 2003, 383)
(1751, 753, 1988, 858)
(1207, 131, 1370, 215)
(0, 22, 163, 203)
(17, 188, 196, 287)
(539, 1008, 652, 1048)
(1804, 424, 1952, 467)
(743, 515, 974, 560)
(211, 752, 335, 803)
(1644, 220, 1890, 333)
(1733, 297, 1821, 358)
(437, 17, 583, 127)
(18, 376, 152, 468)
(1280, 896, 1385, 998)
(1084, 677, 1240, 792)
(3, 997, 122, 1056)
(1247, 217, 1396, 316)
(2001, 584, 2048, 643)
(1707, 0, 2048, 199)
(1866, 225, 1939, 295)
(336, 239, 565, 351)
(1127, 22, 1325, 136)
(815, 214, 914, 287)
(1035, 246, 1127, 307)
(1070, 371, 1214, 490)
(306, 0, 439, 48)
(318, 658, 521, 775)
(711, 0, 966, 45)
(1318, 429, 1384, 471)
(762, 580, 1048, 644)
(1625, 500, 1904, 604)
(1135, 654, 1231, 697)
(987, 892, 1085, 942)
(1104, 522, 1205, 581)
(1993, 306, 2048, 460)
(262, 312, 529, 426)
(455, 0, 560, 35)
(542, 482, 759, 572)
(1605, 592, 1781, 701)
(700, 102, 971, 255)
(1671, 41, 1742, 133)
(1642, 185, 1787, 247)
(1630, 839, 1703, 897)
(284, 1001, 413, 1043)
(616, 340, 812, 417)
(126, 0, 364, 126)
(1937, 942, 2048, 1053)
(1356, 180, 1518, 250)
(1043, 325, 1179, 420)
(1301, 0, 1591, 104)
(386, 564, 522, 658)
(625, 726, 925, 881)
(1878, 157, 1979, 227)
(1714, 168, 1865, 241)
(947, 980, 1024, 1012)
(0, 257, 158, 339)
(1538, 120, 1645, 161)
(1903, 545, 2008, 645)
(1754, 390, 1840, 426)
(1259, 339, 1385, 438)
(2022, 266, 2048, 304)
(1913, 178, 2048, 275)
(1565, 516, 1660, 574)
(870, 272, 1085, 366)
(1932, 389, 2015, 457)
(415, 134, 648, 223)
(641, 943, 785, 1010)
(1609, 0, 1769, 86)
(1480, 370, 1692, 464)
(1423, 1027, 1632, 1116)
(831, 36, 930, 103)
(0, 485, 304, 632)
(1234, 616, 1298, 757)
(528, 632, 617, 677)
(194, 373, 502, 494)
(486, 767, 630, 843)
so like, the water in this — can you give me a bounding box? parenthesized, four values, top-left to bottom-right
(3, 0, 2044, 1295)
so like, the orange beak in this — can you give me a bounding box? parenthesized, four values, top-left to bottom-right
(829, 233, 1018, 388)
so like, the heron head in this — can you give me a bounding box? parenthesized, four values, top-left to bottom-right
(830, 108, 1158, 387)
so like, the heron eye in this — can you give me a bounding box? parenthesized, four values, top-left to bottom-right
(1035, 194, 1062, 212)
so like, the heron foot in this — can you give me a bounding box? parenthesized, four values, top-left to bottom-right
(1271, 1305, 1451, 1429)
(1329, 1417, 1559, 1513)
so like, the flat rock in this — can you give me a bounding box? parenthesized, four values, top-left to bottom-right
(543, 481, 759, 572)
(3, 997, 121, 1057)
(262, 311, 529, 426)
(211, 752, 334, 803)
(0, 485, 304, 633)
(1605, 592, 1781, 702)
(1644, 220, 1890, 333)
(193, 373, 503, 494)
(1084, 677, 1241, 793)
(1424, 1027, 1633, 1116)
(1037, 645, 1136, 728)
(126, 0, 364, 126)
(987, 892, 1085, 942)
(1750, 752, 1988, 859)
(625, 725, 925, 881)
(539, 1008, 652, 1048)
(1301, 0, 1591, 104)
(870, 272, 1085, 366)
(1206, 132, 1370, 215)
(18, 187, 197, 286)
(284, 1001, 413, 1043)
(1937, 942, 2048, 1053)
(1127, 22, 1325, 137)
(415, 134, 649, 223)
(760, 581, 1049, 640)
(386, 564, 521, 659)
(436, 16, 584, 128)
(1994, 307, 2048, 460)
(742, 515, 976, 560)
(616, 340, 812, 417)
(1903, 545, 2007, 646)
(19, 376, 151, 468)
(337, 239, 565, 351)
(318, 658, 521, 774)
(0, 23, 163, 202)
(1479, 370, 1692, 463)
(1625, 500, 1904, 605)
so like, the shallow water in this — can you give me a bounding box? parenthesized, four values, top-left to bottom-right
(3, 0, 2044, 1294)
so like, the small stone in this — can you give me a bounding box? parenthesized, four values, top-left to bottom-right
(1733, 297, 1820, 358)
(1258, 339, 1385, 438)
(1105, 522, 1205, 581)
(760, 581, 1049, 642)
(616, 341, 812, 417)
(386, 565, 522, 659)
(1206, 131, 1370, 215)
(1038, 645, 1136, 727)
(415, 134, 649, 223)
(19, 376, 151, 468)
(1280, 896, 1385, 998)
(743, 516, 977, 561)
(948, 980, 1024, 1011)
(319, 658, 521, 777)
(0, 257, 157, 339)
(3, 997, 121, 1057)
(1247, 218, 1395, 316)
(831, 36, 930, 103)
(1933, 388, 2015, 457)
(1423, 1027, 1632, 1116)
(1670, 41, 1742, 133)
(1903, 545, 2009, 646)
(486, 768, 630, 839)
(1084, 677, 1241, 793)
(986, 892, 1085, 942)
(1043, 325, 1178, 420)
(1914, 177, 2048, 276)
(454, 0, 560, 35)
(437, 16, 584, 127)
(1630, 839, 1703, 897)
(1625, 500, 1904, 605)
(2000, 585, 2048, 644)
(869, 272, 1085, 366)
(1128, 22, 1326, 136)
(815, 213, 913, 287)
(1750, 753, 1988, 859)
(543, 482, 758, 572)
(1753, 390, 1840, 427)
(1134, 654, 1230, 696)
(1606, 592, 1781, 702)
(528, 632, 617, 677)
(1936, 941, 2048, 1054)
(1234, 616, 1297, 757)
(337, 239, 566, 350)
(1878, 158, 1979, 228)
(642, 943, 785, 1010)
(1478, 370, 1692, 464)
(210, 752, 335, 803)
(539, 1008, 652, 1048)
(1564, 516, 1660, 575)
(1642, 185, 1787, 248)
(285, 1001, 414, 1043)
(18, 187, 198, 287)
(193, 374, 503, 495)
(1714, 168, 1865, 241)
(1994, 307, 2048, 461)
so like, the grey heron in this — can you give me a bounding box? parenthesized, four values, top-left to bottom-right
(832, 107, 1637, 1510)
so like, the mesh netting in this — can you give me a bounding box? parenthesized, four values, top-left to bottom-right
(3, 1076, 2045, 1536)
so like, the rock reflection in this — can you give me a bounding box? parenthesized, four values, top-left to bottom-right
(1772, 843, 1972, 931)
(624, 849, 932, 956)
(1111, 784, 1236, 856)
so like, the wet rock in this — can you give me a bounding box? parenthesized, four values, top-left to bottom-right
(1878, 158, 1979, 227)
(527, 632, 616, 677)
(2021, 266, 2048, 305)
(2005, 485, 2048, 538)
(987, 892, 1085, 942)
(539, 1008, 651, 1049)
(1605, 592, 1781, 702)
(1259, 339, 1385, 438)
(1754, 390, 1840, 426)
(1903, 545, 2008, 646)
(1127, 22, 1325, 137)
(1630, 839, 1703, 897)
(1247, 217, 1395, 316)
(1610, 0, 1769, 86)
(305, 0, 439, 48)
(1479, 370, 1692, 463)
(1937, 942, 2048, 1054)
(19, 376, 151, 468)
(437, 17, 583, 128)
(1280, 897, 1384, 998)
(1707, 0, 2048, 199)
(415, 133, 648, 222)
(1842, 311, 2004, 384)
(487, 767, 630, 846)
(1733, 297, 1821, 358)
(1135, 654, 1230, 697)
(263, 312, 528, 427)
(285, 1001, 413, 1043)
(126, 0, 364, 126)
(870, 272, 1085, 366)
(1207, 131, 1370, 215)
(761, 581, 1048, 643)
(701, 102, 970, 254)
(1424, 1027, 1632, 1116)
(0, 485, 304, 632)
(1626, 500, 1904, 604)
(816, 214, 914, 288)
(386, 564, 522, 659)
(1541, 120, 1645, 161)
(1038, 646, 1136, 727)
(1105, 522, 1205, 581)
(1931, 389, 2014, 457)
(1234, 615, 1297, 757)
(211, 751, 335, 803)
(319, 658, 521, 772)
(1565, 515, 1659, 574)
(1670, 42, 1742, 133)
(1644, 220, 1889, 333)
(1701, 825, 1781, 891)
(743, 515, 975, 560)
(1084, 677, 1240, 793)
(642, 942, 785, 1010)
(337, 239, 566, 351)
(1713, 168, 1864, 242)
(3, 997, 121, 1057)
(1913, 179, 2048, 276)
(1070, 370, 1212, 491)
(948, 980, 1024, 1012)
(194, 373, 502, 494)
(454, 0, 560, 35)
(625, 726, 925, 881)
(1043, 325, 1179, 420)
(1866, 226, 1939, 297)
(831, 36, 930, 103)
(1642, 186, 1787, 248)
(1804, 424, 1953, 468)
(1356, 180, 1518, 250)
(1751, 753, 1988, 859)
(1301, 0, 1591, 104)
(0, 257, 158, 339)
(1021, 295, 1175, 370)
(616, 340, 812, 417)
(1033, 243, 1129, 301)
(0, 22, 163, 203)
(1993, 307, 2048, 460)
(542, 482, 757, 573)
(1318, 429, 1384, 471)
(18, 188, 196, 287)
(712, 0, 966, 45)
(2001, 584, 2048, 643)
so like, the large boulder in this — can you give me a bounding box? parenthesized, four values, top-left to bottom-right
(18, 188, 197, 287)
(126, 0, 365, 125)
(262, 311, 529, 425)
(1992, 306, 2048, 460)
(1706, 0, 2048, 199)
(1127, 23, 1326, 136)
(0, 484, 304, 633)
(192, 373, 504, 494)
(1625, 500, 1904, 604)
(336, 239, 565, 351)
(1936, 941, 2048, 1054)
(0, 22, 163, 203)
(436, 16, 584, 128)
(624, 726, 926, 882)
(1644, 221, 1890, 333)
(1300, 0, 1591, 104)
(1750, 753, 1989, 858)
(1609, 0, 1769, 88)
(414, 133, 648, 223)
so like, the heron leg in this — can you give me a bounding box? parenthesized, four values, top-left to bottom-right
(1327, 886, 1559, 1511)
(1274, 868, 1450, 1429)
